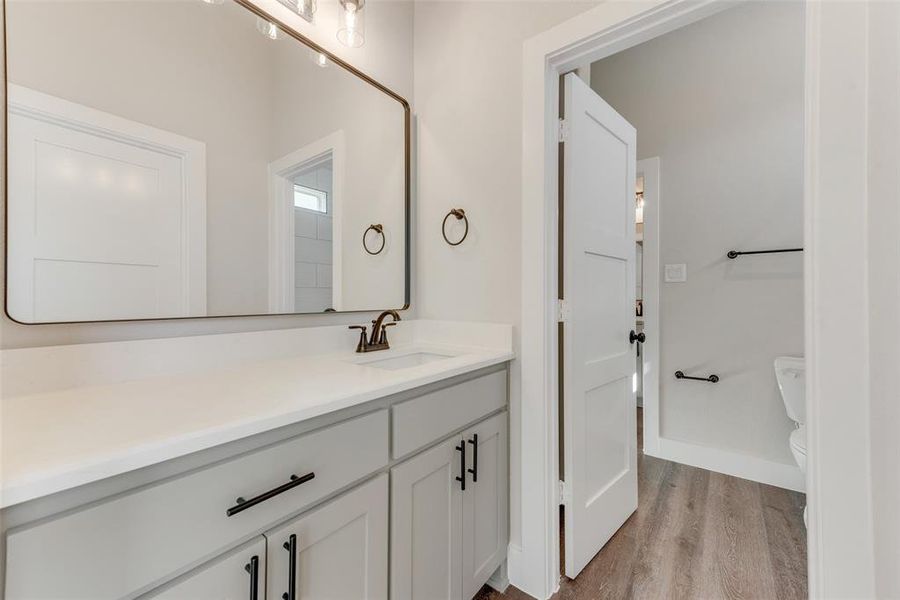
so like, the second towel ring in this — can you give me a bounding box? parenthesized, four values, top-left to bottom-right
(442, 208, 468, 246)
(363, 224, 385, 255)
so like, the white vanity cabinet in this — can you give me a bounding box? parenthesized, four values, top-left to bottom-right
(4, 410, 389, 600)
(144, 538, 266, 600)
(265, 475, 389, 600)
(3, 365, 509, 600)
(391, 412, 508, 600)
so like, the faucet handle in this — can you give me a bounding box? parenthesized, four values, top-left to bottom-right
(349, 325, 368, 353)
(379, 322, 397, 344)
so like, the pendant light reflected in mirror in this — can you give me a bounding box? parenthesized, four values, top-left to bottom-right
(337, 0, 365, 48)
(310, 49, 329, 68)
(279, 0, 316, 23)
(256, 16, 281, 40)
(202, 0, 359, 50)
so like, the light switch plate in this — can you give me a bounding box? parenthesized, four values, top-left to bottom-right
(664, 263, 687, 282)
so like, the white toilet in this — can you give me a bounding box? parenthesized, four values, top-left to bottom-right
(775, 356, 807, 523)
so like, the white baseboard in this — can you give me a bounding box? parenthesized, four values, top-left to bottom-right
(507, 543, 556, 600)
(486, 560, 510, 593)
(646, 437, 806, 493)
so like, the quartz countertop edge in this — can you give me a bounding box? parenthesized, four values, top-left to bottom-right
(1, 344, 514, 509)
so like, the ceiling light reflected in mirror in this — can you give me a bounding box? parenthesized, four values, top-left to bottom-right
(337, 0, 365, 48)
(256, 16, 281, 40)
(277, 0, 316, 23)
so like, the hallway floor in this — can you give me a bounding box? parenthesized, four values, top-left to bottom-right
(476, 409, 807, 600)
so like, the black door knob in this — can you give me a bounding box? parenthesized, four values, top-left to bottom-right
(629, 330, 645, 344)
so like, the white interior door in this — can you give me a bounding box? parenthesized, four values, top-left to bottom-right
(6, 85, 206, 322)
(561, 72, 638, 578)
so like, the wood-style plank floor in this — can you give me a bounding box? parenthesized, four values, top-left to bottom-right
(475, 409, 807, 600)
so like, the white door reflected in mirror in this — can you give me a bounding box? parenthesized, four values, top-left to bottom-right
(4, 0, 407, 323)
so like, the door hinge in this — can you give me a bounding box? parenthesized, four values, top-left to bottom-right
(557, 299, 571, 323)
(558, 118, 569, 143)
(558, 480, 568, 505)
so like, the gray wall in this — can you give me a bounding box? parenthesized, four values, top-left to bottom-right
(413, 1, 596, 326)
(867, 2, 900, 594)
(591, 1, 805, 465)
(412, 0, 598, 553)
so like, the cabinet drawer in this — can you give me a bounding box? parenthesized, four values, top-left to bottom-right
(5, 409, 388, 600)
(392, 370, 506, 458)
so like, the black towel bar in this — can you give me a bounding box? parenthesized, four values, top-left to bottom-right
(674, 370, 719, 383)
(727, 248, 803, 259)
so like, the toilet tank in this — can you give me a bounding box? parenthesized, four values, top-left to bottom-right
(775, 356, 806, 424)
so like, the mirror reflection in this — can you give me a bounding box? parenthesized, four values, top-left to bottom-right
(4, 0, 408, 323)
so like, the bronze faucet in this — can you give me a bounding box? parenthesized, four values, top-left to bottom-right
(349, 310, 401, 353)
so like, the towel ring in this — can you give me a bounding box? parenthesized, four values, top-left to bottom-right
(442, 209, 468, 246)
(363, 224, 385, 255)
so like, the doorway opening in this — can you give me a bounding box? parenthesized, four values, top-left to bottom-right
(267, 130, 345, 314)
(553, 2, 807, 595)
(290, 154, 335, 313)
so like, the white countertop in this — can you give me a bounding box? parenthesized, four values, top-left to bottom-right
(1, 321, 513, 508)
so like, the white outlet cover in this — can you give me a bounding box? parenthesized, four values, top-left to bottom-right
(664, 263, 687, 282)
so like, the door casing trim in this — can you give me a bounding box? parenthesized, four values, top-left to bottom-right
(515, 1, 824, 598)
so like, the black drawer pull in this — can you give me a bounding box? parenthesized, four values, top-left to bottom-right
(282, 534, 297, 600)
(467, 434, 478, 483)
(455, 441, 466, 491)
(226, 472, 315, 517)
(244, 555, 259, 600)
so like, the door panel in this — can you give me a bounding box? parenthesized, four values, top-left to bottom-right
(6, 85, 205, 321)
(562, 72, 638, 579)
(391, 436, 463, 600)
(33, 259, 162, 322)
(581, 253, 630, 361)
(461, 413, 508, 600)
(144, 538, 265, 600)
(584, 378, 630, 498)
(266, 475, 389, 600)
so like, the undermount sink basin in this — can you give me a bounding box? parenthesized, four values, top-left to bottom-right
(358, 352, 455, 371)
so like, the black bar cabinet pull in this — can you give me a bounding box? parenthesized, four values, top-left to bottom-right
(282, 534, 297, 600)
(244, 555, 259, 600)
(727, 248, 803, 259)
(227, 472, 315, 517)
(629, 330, 646, 344)
(455, 441, 467, 490)
(674, 370, 719, 383)
(467, 434, 479, 483)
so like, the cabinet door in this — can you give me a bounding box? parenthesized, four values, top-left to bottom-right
(266, 474, 388, 600)
(391, 436, 464, 600)
(144, 537, 265, 600)
(461, 413, 509, 600)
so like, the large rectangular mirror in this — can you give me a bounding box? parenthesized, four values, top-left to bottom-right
(4, 0, 409, 323)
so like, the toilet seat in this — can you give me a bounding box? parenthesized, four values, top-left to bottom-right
(789, 426, 807, 473)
